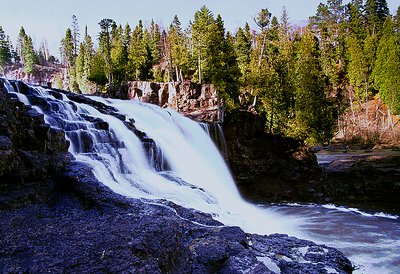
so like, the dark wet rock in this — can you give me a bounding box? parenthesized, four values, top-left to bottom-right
(0, 160, 352, 274)
(223, 109, 323, 204)
(318, 150, 400, 213)
(0, 80, 71, 184)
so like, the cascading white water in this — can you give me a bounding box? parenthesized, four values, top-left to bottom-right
(2, 81, 299, 235)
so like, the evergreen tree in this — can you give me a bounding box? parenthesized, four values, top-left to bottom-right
(88, 51, 107, 87)
(363, 32, 379, 90)
(168, 15, 190, 81)
(345, 0, 365, 41)
(291, 28, 335, 144)
(22, 35, 37, 75)
(16, 27, 26, 63)
(148, 20, 162, 65)
(191, 6, 215, 83)
(98, 18, 115, 84)
(373, 16, 400, 113)
(60, 28, 76, 90)
(0, 26, 11, 74)
(60, 28, 74, 69)
(128, 20, 151, 80)
(209, 15, 241, 109)
(110, 24, 128, 83)
(364, 0, 389, 34)
(346, 35, 368, 102)
(76, 27, 94, 93)
(310, 0, 346, 90)
(72, 15, 80, 58)
(234, 23, 252, 77)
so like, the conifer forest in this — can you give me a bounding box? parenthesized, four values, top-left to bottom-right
(1, 0, 399, 145)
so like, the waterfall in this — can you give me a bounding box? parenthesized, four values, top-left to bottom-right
(2, 80, 300, 235)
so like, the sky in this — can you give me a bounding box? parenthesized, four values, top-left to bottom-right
(1, 0, 399, 57)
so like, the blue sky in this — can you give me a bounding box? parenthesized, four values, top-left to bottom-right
(1, 0, 399, 56)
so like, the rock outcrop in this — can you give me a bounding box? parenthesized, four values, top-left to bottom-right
(0, 81, 353, 273)
(103, 80, 221, 122)
(318, 149, 400, 213)
(222, 109, 324, 204)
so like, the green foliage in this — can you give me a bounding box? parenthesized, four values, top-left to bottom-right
(346, 0, 366, 41)
(22, 35, 37, 74)
(110, 25, 128, 83)
(88, 51, 107, 86)
(291, 28, 336, 144)
(0, 26, 11, 73)
(346, 35, 368, 101)
(60, 28, 74, 68)
(13, 3, 400, 143)
(310, 0, 346, 88)
(364, 0, 389, 34)
(128, 20, 151, 80)
(372, 16, 400, 113)
(98, 18, 116, 84)
(168, 15, 191, 81)
(190, 8, 241, 108)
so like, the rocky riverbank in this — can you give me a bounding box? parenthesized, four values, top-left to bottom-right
(222, 109, 324, 204)
(0, 80, 353, 273)
(222, 111, 400, 214)
(316, 148, 400, 213)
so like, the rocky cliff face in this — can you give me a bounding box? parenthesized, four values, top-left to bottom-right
(0, 81, 353, 273)
(222, 110, 324, 204)
(104, 80, 221, 122)
(0, 81, 71, 208)
(318, 149, 400, 213)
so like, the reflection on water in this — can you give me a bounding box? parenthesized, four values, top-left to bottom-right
(264, 203, 400, 273)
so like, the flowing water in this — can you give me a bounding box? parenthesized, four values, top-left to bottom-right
(2, 80, 400, 273)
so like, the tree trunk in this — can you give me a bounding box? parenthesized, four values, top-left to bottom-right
(198, 54, 202, 84)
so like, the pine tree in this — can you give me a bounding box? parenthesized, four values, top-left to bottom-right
(364, 0, 389, 34)
(110, 25, 129, 83)
(16, 27, 26, 63)
(60, 28, 75, 90)
(22, 35, 37, 75)
(345, 0, 365, 41)
(191, 6, 215, 83)
(234, 23, 252, 77)
(128, 20, 151, 80)
(346, 35, 368, 102)
(88, 51, 107, 87)
(310, 0, 346, 89)
(291, 28, 335, 144)
(373, 16, 400, 114)
(149, 20, 162, 65)
(168, 15, 190, 81)
(72, 15, 80, 58)
(98, 18, 115, 84)
(60, 28, 74, 69)
(0, 26, 11, 74)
